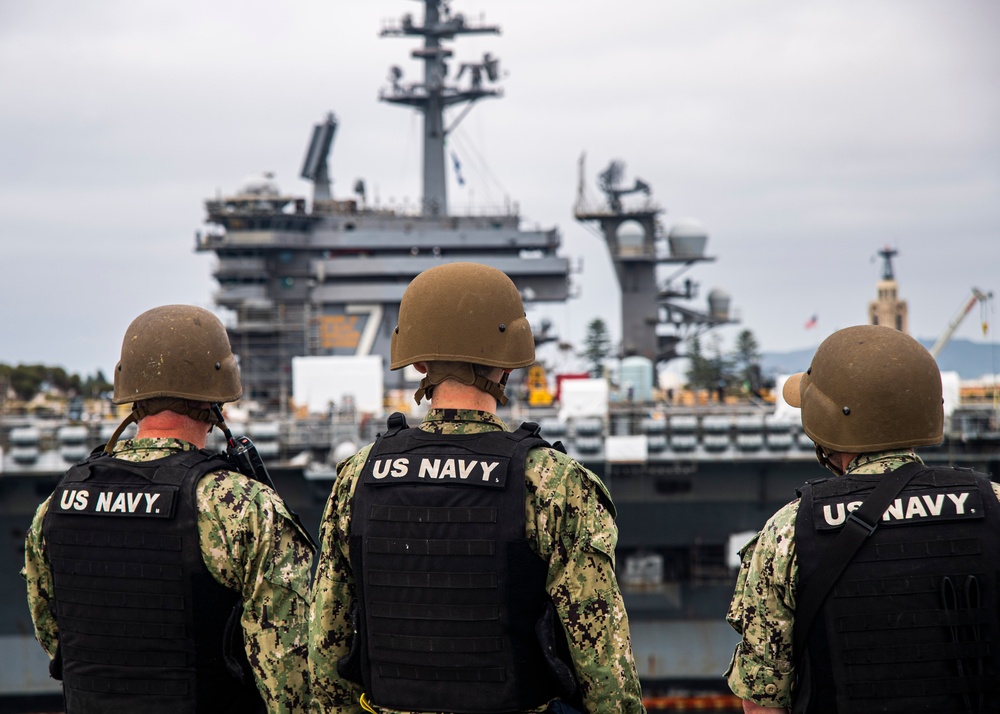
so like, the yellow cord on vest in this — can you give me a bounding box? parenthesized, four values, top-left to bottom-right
(359, 692, 377, 713)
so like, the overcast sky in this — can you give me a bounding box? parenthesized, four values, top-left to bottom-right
(2, 0, 998, 378)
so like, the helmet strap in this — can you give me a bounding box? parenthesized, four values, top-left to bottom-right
(814, 443, 845, 476)
(413, 362, 509, 406)
(103, 398, 221, 455)
(103, 411, 137, 455)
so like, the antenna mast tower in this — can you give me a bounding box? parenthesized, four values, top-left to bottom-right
(380, 1, 502, 216)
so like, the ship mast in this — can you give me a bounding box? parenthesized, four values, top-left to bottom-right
(575, 157, 736, 362)
(380, 1, 502, 216)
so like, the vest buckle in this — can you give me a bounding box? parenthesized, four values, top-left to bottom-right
(845, 510, 878, 536)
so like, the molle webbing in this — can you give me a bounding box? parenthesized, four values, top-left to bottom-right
(795, 466, 1000, 713)
(350, 415, 559, 712)
(43, 449, 262, 714)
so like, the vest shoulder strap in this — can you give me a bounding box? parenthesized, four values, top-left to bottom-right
(385, 412, 409, 436)
(60, 447, 230, 487)
(794, 461, 926, 661)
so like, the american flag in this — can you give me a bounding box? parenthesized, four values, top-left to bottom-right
(804, 315, 818, 329)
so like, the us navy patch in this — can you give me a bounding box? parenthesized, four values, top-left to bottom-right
(52, 485, 177, 518)
(813, 488, 984, 531)
(363, 456, 509, 489)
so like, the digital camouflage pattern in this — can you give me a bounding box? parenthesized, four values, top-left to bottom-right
(309, 409, 646, 714)
(725, 450, 1000, 708)
(23, 437, 315, 714)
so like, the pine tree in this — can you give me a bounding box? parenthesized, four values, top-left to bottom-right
(733, 329, 763, 396)
(581, 318, 612, 377)
(685, 336, 713, 390)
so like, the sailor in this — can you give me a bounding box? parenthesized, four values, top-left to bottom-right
(309, 262, 645, 713)
(726, 324, 1000, 713)
(22, 305, 315, 714)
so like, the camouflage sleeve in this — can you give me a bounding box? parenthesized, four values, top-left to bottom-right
(198, 470, 315, 714)
(308, 447, 369, 714)
(725, 500, 798, 708)
(22, 496, 58, 659)
(525, 447, 646, 714)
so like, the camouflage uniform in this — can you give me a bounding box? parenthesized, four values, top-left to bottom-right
(725, 450, 1000, 708)
(309, 408, 645, 714)
(23, 436, 315, 714)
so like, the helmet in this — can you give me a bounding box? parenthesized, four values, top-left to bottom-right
(113, 304, 242, 405)
(391, 262, 534, 404)
(391, 262, 535, 370)
(782, 324, 943, 453)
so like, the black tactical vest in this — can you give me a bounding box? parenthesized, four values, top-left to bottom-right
(42, 448, 265, 714)
(346, 414, 571, 713)
(794, 464, 1000, 713)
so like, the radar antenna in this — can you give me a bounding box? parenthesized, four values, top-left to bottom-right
(577, 158, 735, 362)
(300, 113, 338, 203)
(598, 159, 651, 213)
(379, 0, 502, 216)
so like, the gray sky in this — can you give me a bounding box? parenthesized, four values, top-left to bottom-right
(2, 0, 998, 378)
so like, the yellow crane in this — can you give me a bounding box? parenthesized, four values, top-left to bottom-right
(930, 287, 993, 358)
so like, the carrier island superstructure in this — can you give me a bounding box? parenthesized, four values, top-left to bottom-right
(194, 2, 568, 412)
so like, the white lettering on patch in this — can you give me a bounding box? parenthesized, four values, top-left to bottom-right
(96, 491, 113, 512)
(947, 492, 970, 514)
(819, 490, 980, 530)
(144, 492, 161, 514)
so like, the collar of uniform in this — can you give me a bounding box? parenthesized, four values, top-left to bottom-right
(421, 408, 509, 431)
(846, 449, 923, 476)
(113, 436, 199, 457)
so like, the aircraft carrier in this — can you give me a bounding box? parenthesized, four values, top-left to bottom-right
(2, 2, 999, 712)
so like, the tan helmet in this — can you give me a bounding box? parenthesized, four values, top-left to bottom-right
(391, 262, 535, 404)
(782, 324, 943, 453)
(113, 304, 242, 405)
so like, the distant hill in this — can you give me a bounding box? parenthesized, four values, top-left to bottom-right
(761, 337, 1000, 381)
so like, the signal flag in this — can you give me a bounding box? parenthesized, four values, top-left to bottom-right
(451, 151, 465, 186)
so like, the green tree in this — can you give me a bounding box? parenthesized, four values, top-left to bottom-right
(733, 329, 760, 368)
(707, 334, 735, 401)
(9, 364, 47, 401)
(46, 366, 81, 394)
(83, 369, 113, 398)
(0, 363, 93, 401)
(0, 365, 10, 404)
(732, 329, 763, 396)
(581, 318, 612, 377)
(687, 335, 737, 401)
(685, 336, 714, 390)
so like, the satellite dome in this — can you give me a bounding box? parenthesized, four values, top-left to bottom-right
(667, 218, 709, 259)
(240, 172, 281, 197)
(667, 218, 708, 240)
(707, 288, 731, 320)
